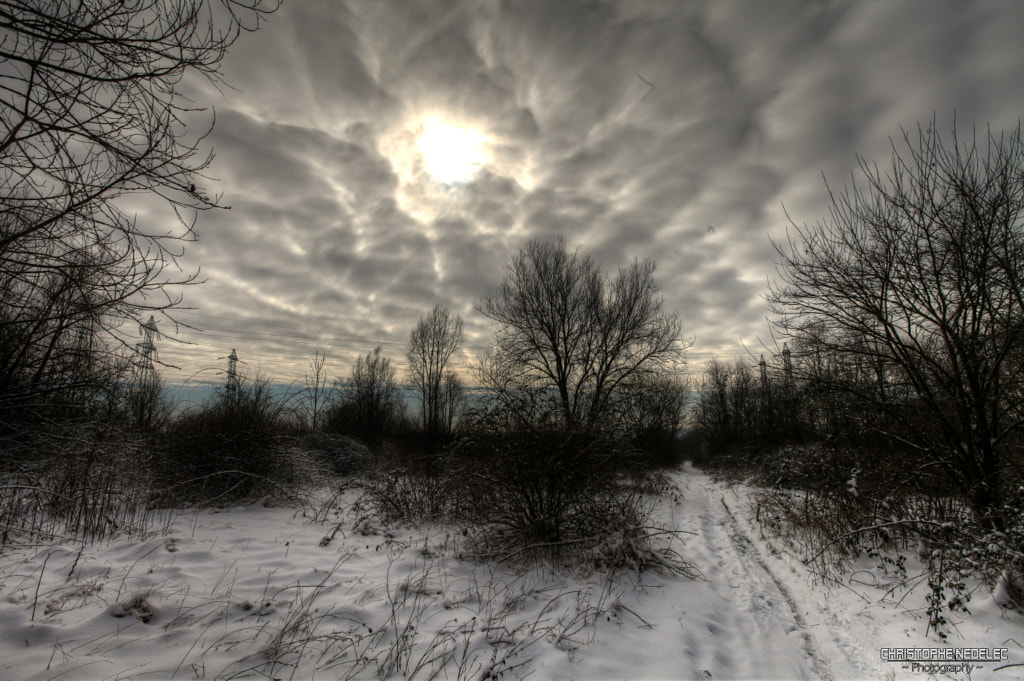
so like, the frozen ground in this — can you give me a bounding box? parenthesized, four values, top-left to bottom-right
(1, 465, 1020, 680)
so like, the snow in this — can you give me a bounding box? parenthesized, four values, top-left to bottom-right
(1, 466, 1020, 680)
(846, 469, 860, 498)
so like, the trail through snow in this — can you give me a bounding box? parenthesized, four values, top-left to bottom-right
(664, 467, 1021, 681)
(542, 465, 878, 680)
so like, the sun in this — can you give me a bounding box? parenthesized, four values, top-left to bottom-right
(417, 120, 486, 184)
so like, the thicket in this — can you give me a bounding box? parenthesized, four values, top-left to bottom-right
(0, 423, 171, 548)
(357, 390, 697, 576)
(0, 329, 182, 548)
(689, 356, 805, 466)
(323, 345, 409, 441)
(155, 371, 301, 502)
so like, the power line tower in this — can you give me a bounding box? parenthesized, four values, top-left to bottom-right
(225, 348, 240, 393)
(136, 315, 160, 379)
(129, 316, 161, 429)
(782, 342, 793, 393)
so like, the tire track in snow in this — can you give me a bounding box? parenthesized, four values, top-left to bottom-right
(718, 494, 833, 681)
(674, 470, 825, 680)
(717, 482, 877, 680)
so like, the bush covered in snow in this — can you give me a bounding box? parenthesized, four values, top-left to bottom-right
(352, 403, 698, 577)
(751, 448, 1024, 638)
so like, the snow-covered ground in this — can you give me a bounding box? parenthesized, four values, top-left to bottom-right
(1, 465, 1020, 680)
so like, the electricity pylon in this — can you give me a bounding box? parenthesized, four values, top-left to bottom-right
(136, 315, 160, 379)
(225, 349, 239, 393)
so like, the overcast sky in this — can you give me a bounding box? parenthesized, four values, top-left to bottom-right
(150, 0, 1024, 388)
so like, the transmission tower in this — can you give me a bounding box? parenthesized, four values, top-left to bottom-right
(782, 342, 793, 392)
(135, 315, 160, 379)
(226, 348, 239, 393)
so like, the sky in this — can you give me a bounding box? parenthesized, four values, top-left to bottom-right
(143, 0, 1024, 390)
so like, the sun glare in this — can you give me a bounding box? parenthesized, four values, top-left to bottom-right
(381, 113, 532, 223)
(417, 121, 486, 184)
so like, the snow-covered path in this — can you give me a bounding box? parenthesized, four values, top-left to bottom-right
(1, 466, 1020, 680)
(670, 468, 875, 679)
(653, 468, 1021, 681)
(675, 470, 832, 679)
(544, 466, 1021, 680)
(539, 466, 878, 680)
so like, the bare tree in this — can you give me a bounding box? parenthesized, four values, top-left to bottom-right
(694, 359, 731, 445)
(407, 305, 464, 439)
(0, 0, 276, 412)
(303, 350, 329, 432)
(477, 236, 689, 430)
(693, 359, 744, 451)
(768, 120, 1024, 525)
(620, 372, 690, 464)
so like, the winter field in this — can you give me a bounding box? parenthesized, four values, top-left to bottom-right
(0, 465, 1019, 681)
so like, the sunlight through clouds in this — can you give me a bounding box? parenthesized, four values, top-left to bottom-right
(418, 119, 487, 183)
(378, 112, 532, 231)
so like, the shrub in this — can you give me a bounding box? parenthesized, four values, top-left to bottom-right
(296, 432, 371, 477)
(456, 428, 623, 545)
(348, 389, 697, 575)
(751, 444, 1024, 637)
(447, 403, 691, 573)
(359, 464, 455, 524)
(156, 372, 296, 503)
(0, 424, 163, 548)
(619, 375, 690, 467)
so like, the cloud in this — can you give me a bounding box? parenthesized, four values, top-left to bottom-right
(153, 0, 1024, 383)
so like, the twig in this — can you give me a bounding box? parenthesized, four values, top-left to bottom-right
(32, 552, 50, 621)
(475, 536, 597, 564)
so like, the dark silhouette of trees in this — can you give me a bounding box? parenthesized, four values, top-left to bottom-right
(768, 120, 1024, 526)
(439, 369, 465, 437)
(693, 359, 742, 452)
(125, 366, 169, 431)
(691, 354, 808, 460)
(477, 236, 689, 430)
(407, 305, 464, 440)
(329, 346, 404, 439)
(619, 373, 690, 465)
(160, 369, 292, 501)
(0, 0, 276, 416)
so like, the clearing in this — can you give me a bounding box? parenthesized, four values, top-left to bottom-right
(1, 465, 1020, 679)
